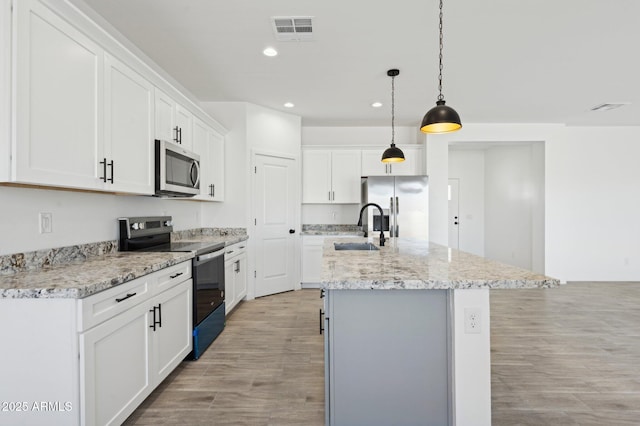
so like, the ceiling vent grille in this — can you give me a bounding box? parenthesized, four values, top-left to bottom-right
(272, 16, 314, 41)
(590, 103, 629, 111)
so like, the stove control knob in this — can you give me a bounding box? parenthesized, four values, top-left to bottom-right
(139, 222, 146, 230)
(131, 223, 139, 230)
(164, 220, 173, 227)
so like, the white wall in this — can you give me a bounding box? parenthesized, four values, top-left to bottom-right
(428, 123, 640, 281)
(546, 126, 640, 281)
(0, 186, 201, 255)
(448, 149, 485, 256)
(484, 145, 543, 271)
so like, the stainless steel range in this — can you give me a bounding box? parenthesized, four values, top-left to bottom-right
(118, 216, 225, 359)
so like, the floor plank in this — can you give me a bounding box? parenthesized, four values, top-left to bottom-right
(125, 284, 640, 425)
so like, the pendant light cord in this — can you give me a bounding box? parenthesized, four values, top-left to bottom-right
(391, 74, 395, 145)
(438, 0, 444, 101)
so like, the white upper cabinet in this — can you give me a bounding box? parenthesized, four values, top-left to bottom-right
(103, 53, 154, 194)
(155, 89, 193, 150)
(302, 150, 361, 203)
(361, 146, 423, 176)
(192, 118, 225, 201)
(13, 0, 104, 190)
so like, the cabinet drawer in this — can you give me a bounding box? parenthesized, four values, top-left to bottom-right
(154, 261, 192, 295)
(78, 277, 151, 332)
(225, 242, 247, 259)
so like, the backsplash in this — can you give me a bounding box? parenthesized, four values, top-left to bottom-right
(302, 224, 362, 233)
(0, 240, 118, 276)
(0, 228, 247, 275)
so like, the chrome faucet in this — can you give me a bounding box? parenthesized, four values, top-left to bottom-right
(357, 203, 386, 247)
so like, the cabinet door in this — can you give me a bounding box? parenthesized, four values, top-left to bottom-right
(154, 88, 176, 143)
(361, 150, 387, 176)
(80, 300, 152, 426)
(192, 118, 212, 200)
(151, 280, 193, 385)
(175, 104, 193, 150)
(302, 236, 324, 283)
(104, 54, 154, 194)
(13, 0, 103, 189)
(388, 146, 422, 176)
(331, 150, 361, 203)
(302, 150, 332, 203)
(235, 252, 248, 302)
(209, 130, 225, 201)
(224, 257, 236, 314)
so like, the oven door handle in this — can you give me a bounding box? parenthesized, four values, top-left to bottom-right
(195, 249, 224, 263)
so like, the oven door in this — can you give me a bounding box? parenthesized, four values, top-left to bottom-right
(192, 249, 225, 325)
(155, 139, 200, 197)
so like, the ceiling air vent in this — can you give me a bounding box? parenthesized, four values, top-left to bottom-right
(272, 16, 314, 41)
(590, 103, 629, 111)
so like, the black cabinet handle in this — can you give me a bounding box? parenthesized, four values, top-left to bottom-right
(170, 272, 183, 279)
(178, 127, 182, 144)
(234, 260, 240, 273)
(149, 306, 157, 331)
(211, 184, 215, 198)
(108, 160, 114, 183)
(173, 126, 179, 143)
(99, 158, 107, 182)
(320, 289, 325, 299)
(149, 304, 162, 330)
(319, 309, 324, 334)
(115, 292, 136, 303)
(289, 229, 296, 234)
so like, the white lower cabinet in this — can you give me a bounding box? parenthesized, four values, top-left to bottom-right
(302, 236, 325, 285)
(0, 261, 193, 426)
(225, 242, 248, 314)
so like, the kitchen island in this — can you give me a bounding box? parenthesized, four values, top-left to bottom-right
(321, 238, 559, 426)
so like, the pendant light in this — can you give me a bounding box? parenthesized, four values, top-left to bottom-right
(420, 0, 461, 134)
(381, 69, 405, 163)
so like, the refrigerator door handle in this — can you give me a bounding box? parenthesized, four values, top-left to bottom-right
(396, 196, 399, 214)
(390, 197, 394, 214)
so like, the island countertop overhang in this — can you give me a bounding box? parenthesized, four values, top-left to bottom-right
(320, 237, 560, 290)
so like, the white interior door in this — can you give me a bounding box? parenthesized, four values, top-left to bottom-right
(448, 178, 460, 249)
(254, 153, 297, 297)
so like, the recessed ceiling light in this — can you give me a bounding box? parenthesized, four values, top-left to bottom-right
(371, 102, 383, 108)
(263, 47, 278, 57)
(590, 102, 630, 111)
(284, 102, 295, 108)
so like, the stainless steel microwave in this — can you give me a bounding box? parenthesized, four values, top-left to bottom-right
(155, 139, 200, 197)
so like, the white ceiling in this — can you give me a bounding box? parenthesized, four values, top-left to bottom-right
(75, 0, 640, 127)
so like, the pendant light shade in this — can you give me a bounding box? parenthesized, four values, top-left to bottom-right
(381, 144, 405, 163)
(420, 0, 462, 134)
(420, 100, 461, 133)
(381, 69, 405, 163)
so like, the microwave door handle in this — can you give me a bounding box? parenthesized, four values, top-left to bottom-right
(190, 161, 201, 187)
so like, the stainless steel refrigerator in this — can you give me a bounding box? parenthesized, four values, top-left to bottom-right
(361, 176, 429, 240)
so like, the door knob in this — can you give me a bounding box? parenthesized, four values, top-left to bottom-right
(454, 222, 459, 225)
(289, 229, 296, 234)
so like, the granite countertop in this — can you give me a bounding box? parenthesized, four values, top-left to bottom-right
(0, 234, 249, 299)
(301, 224, 364, 236)
(321, 237, 560, 290)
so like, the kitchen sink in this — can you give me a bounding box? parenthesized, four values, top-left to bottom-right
(333, 242, 379, 251)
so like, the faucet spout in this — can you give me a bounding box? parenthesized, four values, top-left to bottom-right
(357, 203, 386, 247)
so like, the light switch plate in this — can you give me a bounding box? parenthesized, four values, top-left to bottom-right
(39, 212, 52, 234)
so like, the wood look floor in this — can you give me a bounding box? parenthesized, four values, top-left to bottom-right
(125, 284, 640, 425)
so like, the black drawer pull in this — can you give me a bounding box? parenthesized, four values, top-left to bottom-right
(170, 272, 183, 279)
(115, 292, 136, 303)
(319, 309, 324, 334)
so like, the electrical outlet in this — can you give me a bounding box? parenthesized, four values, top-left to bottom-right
(464, 307, 481, 334)
(39, 212, 53, 234)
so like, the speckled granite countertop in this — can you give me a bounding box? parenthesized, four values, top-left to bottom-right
(0, 234, 248, 299)
(321, 238, 559, 290)
(301, 224, 364, 236)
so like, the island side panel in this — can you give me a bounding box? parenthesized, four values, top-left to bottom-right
(326, 289, 450, 426)
(452, 289, 491, 426)
(0, 298, 80, 425)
